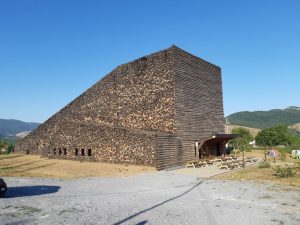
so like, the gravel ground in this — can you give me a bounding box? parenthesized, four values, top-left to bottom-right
(0, 172, 299, 225)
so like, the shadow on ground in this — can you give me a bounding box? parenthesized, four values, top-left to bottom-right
(3, 185, 61, 198)
(113, 179, 205, 225)
(135, 221, 148, 225)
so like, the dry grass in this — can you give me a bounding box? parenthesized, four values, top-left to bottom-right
(289, 123, 300, 133)
(227, 125, 261, 137)
(0, 154, 155, 179)
(218, 167, 300, 187)
(217, 150, 300, 188)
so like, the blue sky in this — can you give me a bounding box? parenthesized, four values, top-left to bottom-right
(0, 0, 299, 123)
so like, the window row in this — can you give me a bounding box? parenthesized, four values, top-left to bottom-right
(52, 148, 92, 157)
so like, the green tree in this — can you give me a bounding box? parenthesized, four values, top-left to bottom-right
(288, 134, 300, 148)
(231, 127, 254, 151)
(7, 143, 14, 153)
(255, 125, 291, 147)
(0, 139, 15, 154)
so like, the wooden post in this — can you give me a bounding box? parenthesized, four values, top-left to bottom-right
(195, 141, 198, 159)
(243, 150, 245, 168)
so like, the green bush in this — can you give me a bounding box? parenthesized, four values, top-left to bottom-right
(230, 127, 254, 151)
(0, 140, 15, 154)
(294, 162, 300, 171)
(230, 149, 240, 155)
(258, 161, 271, 168)
(273, 166, 296, 178)
(279, 149, 287, 161)
(7, 143, 14, 154)
(256, 125, 291, 146)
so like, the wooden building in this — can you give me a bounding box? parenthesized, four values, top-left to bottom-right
(15, 45, 235, 170)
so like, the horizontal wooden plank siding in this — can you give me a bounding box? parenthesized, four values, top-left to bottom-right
(156, 134, 183, 170)
(169, 47, 225, 168)
(154, 46, 226, 170)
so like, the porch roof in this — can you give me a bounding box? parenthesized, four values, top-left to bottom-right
(197, 133, 238, 147)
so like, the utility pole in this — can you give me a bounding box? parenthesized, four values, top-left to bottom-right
(225, 118, 229, 134)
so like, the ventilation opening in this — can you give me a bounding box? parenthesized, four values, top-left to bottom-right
(75, 148, 78, 156)
(81, 149, 85, 156)
(88, 149, 92, 157)
(58, 148, 62, 155)
(53, 148, 57, 155)
(63, 148, 67, 155)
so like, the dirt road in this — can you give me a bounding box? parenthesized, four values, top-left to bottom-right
(1, 172, 299, 225)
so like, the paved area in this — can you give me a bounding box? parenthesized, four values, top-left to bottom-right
(176, 165, 231, 177)
(176, 160, 261, 178)
(0, 172, 300, 225)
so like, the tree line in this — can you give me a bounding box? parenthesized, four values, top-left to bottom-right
(231, 124, 300, 151)
(0, 139, 15, 154)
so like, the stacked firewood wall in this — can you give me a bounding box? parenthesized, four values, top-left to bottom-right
(15, 119, 157, 165)
(45, 49, 176, 134)
(15, 48, 176, 167)
(15, 46, 226, 170)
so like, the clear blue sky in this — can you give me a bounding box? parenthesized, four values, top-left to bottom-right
(1, 0, 299, 123)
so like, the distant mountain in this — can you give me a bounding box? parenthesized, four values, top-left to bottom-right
(226, 106, 300, 129)
(286, 106, 300, 111)
(0, 119, 40, 139)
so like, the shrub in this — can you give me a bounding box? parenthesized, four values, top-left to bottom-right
(273, 166, 296, 178)
(294, 162, 300, 171)
(230, 127, 254, 151)
(7, 143, 14, 154)
(231, 149, 240, 154)
(279, 149, 287, 161)
(258, 161, 271, 168)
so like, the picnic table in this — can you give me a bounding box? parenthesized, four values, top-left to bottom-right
(246, 156, 258, 163)
(210, 158, 223, 165)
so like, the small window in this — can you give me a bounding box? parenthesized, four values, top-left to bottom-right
(58, 148, 62, 155)
(88, 149, 92, 157)
(63, 148, 67, 155)
(81, 149, 85, 156)
(75, 148, 78, 156)
(53, 148, 57, 155)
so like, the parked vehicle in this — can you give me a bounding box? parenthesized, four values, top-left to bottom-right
(0, 178, 7, 196)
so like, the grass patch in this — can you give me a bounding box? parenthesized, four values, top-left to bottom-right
(258, 161, 271, 168)
(0, 154, 154, 178)
(14, 205, 42, 216)
(0, 155, 23, 160)
(217, 166, 300, 188)
(57, 208, 81, 216)
(258, 195, 273, 199)
(273, 166, 297, 178)
(216, 150, 300, 187)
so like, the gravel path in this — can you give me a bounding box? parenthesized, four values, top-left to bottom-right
(0, 172, 299, 225)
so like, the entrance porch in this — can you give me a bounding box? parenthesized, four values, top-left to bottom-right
(195, 134, 237, 159)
